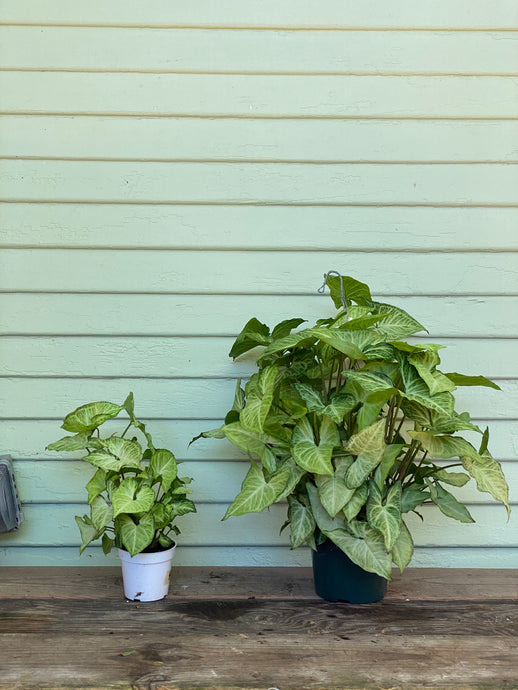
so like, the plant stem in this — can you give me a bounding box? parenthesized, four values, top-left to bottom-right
(392, 414, 407, 444)
(121, 421, 132, 438)
(397, 440, 421, 482)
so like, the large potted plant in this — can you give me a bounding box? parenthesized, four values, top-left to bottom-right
(194, 273, 510, 603)
(48, 393, 196, 601)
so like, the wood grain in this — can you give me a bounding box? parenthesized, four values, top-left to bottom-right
(0, 567, 517, 689)
(2, 566, 518, 600)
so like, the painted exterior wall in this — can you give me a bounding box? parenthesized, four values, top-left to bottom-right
(0, 1, 517, 567)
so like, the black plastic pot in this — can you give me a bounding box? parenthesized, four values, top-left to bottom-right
(312, 539, 388, 603)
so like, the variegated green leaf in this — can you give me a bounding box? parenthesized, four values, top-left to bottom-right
(401, 484, 429, 512)
(75, 515, 100, 554)
(345, 419, 386, 488)
(428, 481, 474, 523)
(271, 318, 306, 339)
(118, 512, 155, 556)
(287, 496, 316, 548)
(374, 443, 405, 489)
(323, 526, 392, 580)
(461, 451, 510, 517)
(223, 461, 279, 519)
(229, 317, 271, 359)
(306, 482, 346, 532)
(345, 370, 395, 395)
(273, 459, 307, 501)
(391, 519, 414, 573)
(257, 328, 317, 361)
(241, 365, 279, 433)
(342, 483, 369, 521)
(408, 350, 456, 395)
(86, 468, 107, 504)
(62, 401, 124, 433)
(90, 495, 113, 532)
(366, 481, 402, 550)
(315, 470, 355, 518)
(224, 421, 279, 473)
(149, 449, 178, 491)
(433, 469, 471, 487)
(292, 416, 338, 475)
(399, 357, 455, 416)
(370, 302, 425, 340)
(46, 433, 91, 452)
(327, 274, 372, 309)
(112, 478, 155, 518)
(307, 327, 384, 360)
(83, 451, 128, 473)
(103, 437, 142, 468)
(409, 431, 482, 462)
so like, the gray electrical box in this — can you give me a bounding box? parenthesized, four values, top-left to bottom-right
(0, 455, 23, 533)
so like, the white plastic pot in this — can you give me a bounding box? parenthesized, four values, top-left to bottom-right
(118, 544, 176, 601)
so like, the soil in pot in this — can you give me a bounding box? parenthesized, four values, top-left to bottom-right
(312, 539, 388, 604)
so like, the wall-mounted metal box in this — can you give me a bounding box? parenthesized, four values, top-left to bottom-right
(0, 455, 23, 533)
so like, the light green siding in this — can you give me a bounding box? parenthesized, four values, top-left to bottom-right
(0, 1, 516, 567)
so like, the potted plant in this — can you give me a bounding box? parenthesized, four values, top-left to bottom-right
(47, 392, 196, 601)
(194, 272, 510, 603)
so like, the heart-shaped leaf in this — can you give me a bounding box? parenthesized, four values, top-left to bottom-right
(223, 462, 279, 519)
(292, 416, 338, 476)
(149, 449, 178, 491)
(112, 478, 155, 518)
(118, 513, 155, 556)
(103, 437, 142, 468)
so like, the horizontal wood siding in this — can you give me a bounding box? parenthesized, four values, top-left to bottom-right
(0, 2, 516, 567)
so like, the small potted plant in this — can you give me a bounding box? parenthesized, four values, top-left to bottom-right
(194, 272, 510, 603)
(47, 392, 196, 601)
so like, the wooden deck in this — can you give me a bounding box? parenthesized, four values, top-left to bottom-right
(1, 567, 517, 689)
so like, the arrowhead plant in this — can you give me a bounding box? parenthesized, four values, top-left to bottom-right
(48, 393, 196, 556)
(194, 273, 509, 579)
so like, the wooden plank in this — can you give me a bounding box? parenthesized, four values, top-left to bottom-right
(4, 418, 516, 462)
(2, 160, 518, 205)
(2, 544, 518, 569)
(2, 503, 515, 549)
(1, 377, 515, 419)
(2, 566, 517, 601)
(3, 598, 518, 642)
(1, 0, 517, 29)
(2, 204, 517, 250)
(2, 631, 518, 689)
(2, 73, 517, 118)
(1, 294, 516, 338)
(1, 336, 515, 378)
(2, 598, 517, 638)
(1, 249, 517, 295)
(12, 458, 518, 505)
(3, 27, 518, 74)
(0, 592, 517, 689)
